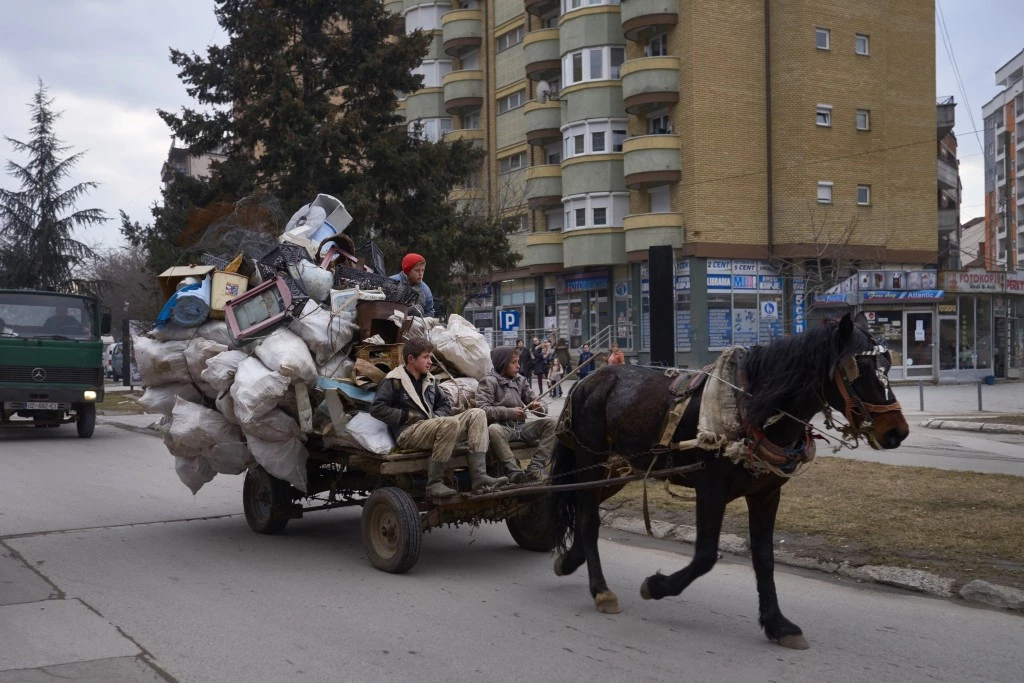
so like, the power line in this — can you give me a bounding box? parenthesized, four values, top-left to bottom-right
(936, 0, 984, 153)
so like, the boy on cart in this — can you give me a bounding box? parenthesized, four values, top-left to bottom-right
(370, 338, 507, 497)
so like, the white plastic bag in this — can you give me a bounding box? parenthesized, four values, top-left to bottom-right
(175, 455, 217, 495)
(428, 314, 492, 380)
(241, 407, 301, 442)
(289, 300, 358, 365)
(139, 383, 203, 417)
(243, 430, 309, 493)
(344, 412, 394, 455)
(254, 328, 318, 385)
(200, 349, 249, 392)
(198, 320, 247, 349)
(184, 338, 228, 381)
(149, 323, 200, 342)
(134, 337, 191, 386)
(318, 351, 354, 379)
(215, 390, 239, 425)
(161, 425, 201, 459)
(205, 442, 254, 475)
(439, 377, 479, 413)
(231, 357, 291, 423)
(169, 396, 243, 451)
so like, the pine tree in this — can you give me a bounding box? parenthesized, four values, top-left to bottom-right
(0, 82, 105, 291)
(140, 0, 516, 304)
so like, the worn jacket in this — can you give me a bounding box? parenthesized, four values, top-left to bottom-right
(517, 345, 532, 376)
(370, 366, 452, 441)
(475, 370, 546, 425)
(577, 351, 595, 377)
(389, 272, 435, 317)
(531, 346, 549, 375)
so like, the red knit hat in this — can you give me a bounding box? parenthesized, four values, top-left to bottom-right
(401, 253, 425, 274)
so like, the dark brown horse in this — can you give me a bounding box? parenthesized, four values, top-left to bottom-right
(548, 312, 909, 649)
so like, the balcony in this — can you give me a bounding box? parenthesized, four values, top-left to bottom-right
(623, 135, 681, 188)
(561, 155, 626, 197)
(384, 0, 404, 16)
(562, 228, 626, 269)
(620, 56, 680, 114)
(450, 187, 485, 214)
(937, 208, 957, 234)
(441, 9, 482, 57)
(404, 88, 445, 121)
(442, 70, 483, 114)
(937, 156, 958, 190)
(520, 231, 564, 269)
(525, 165, 563, 210)
(524, 0, 558, 17)
(524, 100, 562, 146)
(524, 29, 560, 81)
(620, 0, 679, 42)
(443, 128, 485, 149)
(623, 212, 684, 255)
(936, 96, 956, 140)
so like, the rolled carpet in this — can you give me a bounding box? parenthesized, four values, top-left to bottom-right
(172, 275, 212, 327)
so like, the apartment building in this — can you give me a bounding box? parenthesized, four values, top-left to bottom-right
(161, 139, 226, 191)
(981, 49, 1024, 272)
(394, 0, 937, 367)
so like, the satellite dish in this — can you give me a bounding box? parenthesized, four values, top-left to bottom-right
(537, 80, 551, 104)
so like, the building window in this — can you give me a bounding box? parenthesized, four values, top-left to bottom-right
(405, 3, 451, 33)
(817, 181, 833, 204)
(816, 105, 832, 127)
(497, 90, 525, 114)
(408, 118, 453, 143)
(648, 185, 671, 213)
(511, 214, 529, 233)
(496, 26, 524, 53)
(648, 110, 672, 135)
(411, 60, 453, 89)
(464, 110, 481, 130)
(498, 152, 526, 174)
(562, 193, 629, 231)
(646, 33, 668, 57)
(562, 46, 626, 87)
(855, 34, 870, 55)
(574, 208, 586, 227)
(593, 207, 607, 225)
(546, 209, 563, 231)
(816, 28, 830, 50)
(857, 184, 871, 205)
(545, 141, 561, 165)
(562, 119, 628, 159)
(562, 0, 618, 13)
(856, 109, 870, 131)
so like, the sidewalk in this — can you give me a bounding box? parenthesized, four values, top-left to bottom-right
(892, 380, 1023, 417)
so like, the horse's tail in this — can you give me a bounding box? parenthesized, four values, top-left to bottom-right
(547, 438, 577, 554)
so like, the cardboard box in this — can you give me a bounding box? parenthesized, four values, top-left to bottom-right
(157, 265, 216, 300)
(210, 271, 250, 319)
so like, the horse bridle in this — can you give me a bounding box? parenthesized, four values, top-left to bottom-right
(829, 344, 903, 431)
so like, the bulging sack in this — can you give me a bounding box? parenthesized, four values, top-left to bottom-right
(241, 407, 301, 442)
(134, 337, 192, 386)
(318, 351, 354, 379)
(175, 455, 217, 495)
(243, 430, 309, 493)
(289, 300, 358, 365)
(231, 357, 291, 423)
(205, 442, 254, 475)
(139, 383, 203, 417)
(169, 396, 243, 451)
(184, 338, 228, 381)
(428, 314, 492, 380)
(200, 349, 249, 392)
(254, 328, 318, 385)
(439, 376, 479, 413)
(344, 412, 394, 455)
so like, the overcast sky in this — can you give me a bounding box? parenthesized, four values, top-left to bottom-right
(0, 1, 1018, 250)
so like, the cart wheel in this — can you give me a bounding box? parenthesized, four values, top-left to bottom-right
(76, 404, 96, 438)
(507, 500, 558, 552)
(361, 487, 422, 574)
(243, 466, 292, 535)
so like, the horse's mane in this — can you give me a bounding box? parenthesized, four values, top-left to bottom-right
(742, 321, 874, 428)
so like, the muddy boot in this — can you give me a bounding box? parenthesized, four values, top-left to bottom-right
(467, 452, 508, 492)
(525, 452, 551, 483)
(501, 458, 528, 485)
(425, 459, 458, 498)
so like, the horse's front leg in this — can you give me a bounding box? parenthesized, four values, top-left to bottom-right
(577, 489, 620, 613)
(747, 485, 809, 650)
(641, 486, 726, 600)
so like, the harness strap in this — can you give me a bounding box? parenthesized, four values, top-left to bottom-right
(834, 368, 902, 425)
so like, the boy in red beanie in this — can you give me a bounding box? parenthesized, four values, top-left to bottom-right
(390, 252, 435, 316)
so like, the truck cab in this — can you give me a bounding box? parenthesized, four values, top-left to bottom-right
(0, 289, 111, 438)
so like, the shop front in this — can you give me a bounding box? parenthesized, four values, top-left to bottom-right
(639, 259, 691, 362)
(940, 271, 1024, 381)
(556, 271, 611, 349)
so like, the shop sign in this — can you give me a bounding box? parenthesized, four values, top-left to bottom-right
(732, 275, 758, 290)
(942, 271, 1004, 292)
(675, 275, 690, 291)
(1006, 273, 1024, 293)
(938, 303, 957, 314)
(861, 290, 944, 302)
(563, 274, 609, 292)
(707, 259, 732, 275)
(706, 275, 732, 290)
(758, 276, 783, 291)
(814, 292, 854, 305)
(792, 278, 806, 333)
(732, 259, 759, 274)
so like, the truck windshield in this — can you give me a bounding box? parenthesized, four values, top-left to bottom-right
(0, 293, 98, 340)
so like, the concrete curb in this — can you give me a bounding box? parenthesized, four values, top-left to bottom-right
(920, 418, 1024, 435)
(601, 511, 1024, 612)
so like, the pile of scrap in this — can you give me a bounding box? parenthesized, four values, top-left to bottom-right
(135, 194, 493, 495)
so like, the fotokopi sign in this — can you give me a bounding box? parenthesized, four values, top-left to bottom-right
(942, 271, 1005, 293)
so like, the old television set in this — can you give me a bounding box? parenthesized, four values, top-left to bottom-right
(223, 277, 293, 344)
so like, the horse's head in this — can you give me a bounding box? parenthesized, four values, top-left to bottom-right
(822, 312, 909, 450)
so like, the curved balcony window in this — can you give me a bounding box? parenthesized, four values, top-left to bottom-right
(562, 192, 628, 231)
(562, 46, 625, 87)
(562, 0, 619, 15)
(409, 117, 453, 143)
(405, 3, 452, 32)
(413, 60, 453, 88)
(562, 119, 627, 159)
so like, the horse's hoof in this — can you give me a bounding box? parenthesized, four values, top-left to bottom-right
(554, 555, 567, 576)
(594, 591, 621, 614)
(777, 634, 810, 650)
(640, 578, 653, 600)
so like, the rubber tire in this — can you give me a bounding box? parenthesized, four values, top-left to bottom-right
(76, 404, 96, 438)
(506, 500, 558, 552)
(361, 487, 422, 574)
(243, 466, 292, 535)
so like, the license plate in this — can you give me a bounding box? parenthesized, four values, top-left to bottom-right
(4, 402, 63, 411)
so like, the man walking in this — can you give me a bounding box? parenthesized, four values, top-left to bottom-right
(371, 338, 506, 497)
(476, 346, 557, 483)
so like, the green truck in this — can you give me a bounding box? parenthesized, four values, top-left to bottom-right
(0, 289, 111, 438)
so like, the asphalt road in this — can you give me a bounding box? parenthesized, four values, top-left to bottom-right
(1, 423, 1022, 682)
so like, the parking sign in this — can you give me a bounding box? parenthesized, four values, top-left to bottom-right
(500, 309, 520, 331)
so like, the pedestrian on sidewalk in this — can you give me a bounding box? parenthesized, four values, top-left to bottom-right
(548, 358, 564, 397)
(577, 343, 595, 379)
(532, 338, 549, 394)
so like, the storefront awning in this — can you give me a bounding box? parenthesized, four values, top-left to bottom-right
(860, 290, 945, 303)
(812, 293, 856, 306)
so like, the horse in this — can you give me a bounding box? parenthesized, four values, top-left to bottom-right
(547, 312, 909, 649)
